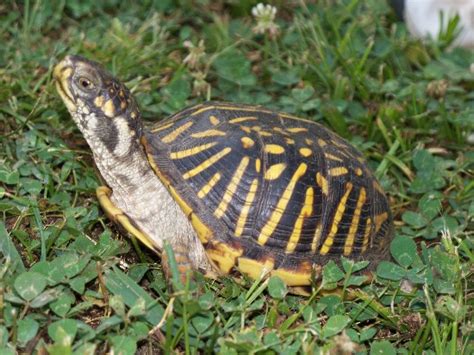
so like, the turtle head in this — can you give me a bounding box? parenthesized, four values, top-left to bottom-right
(54, 55, 142, 156)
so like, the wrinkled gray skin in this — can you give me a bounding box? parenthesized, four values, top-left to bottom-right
(54, 55, 212, 273)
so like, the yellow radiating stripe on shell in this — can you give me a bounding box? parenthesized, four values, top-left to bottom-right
(162, 121, 193, 143)
(214, 156, 250, 218)
(191, 129, 226, 138)
(229, 116, 257, 123)
(318, 138, 327, 147)
(361, 217, 372, 252)
(241, 137, 255, 148)
(209, 115, 220, 125)
(299, 148, 312, 157)
(285, 138, 295, 144)
(320, 182, 353, 255)
(343, 188, 366, 256)
(311, 224, 322, 253)
(235, 178, 258, 237)
(329, 167, 348, 176)
(374, 212, 388, 232)
(258, 163, 308, 246)
(183, 147, 231, 179)
(264, 144, 285, 154)
(255, 158, 261, 173)
(286, 127, 308, 133)
(355, 168, 363, 176)
(316, 172, 328, 195)
(170, 142, 218, 159)
(151, 121, 174, 132)
(325, 153, 343, 162)
(197, 172, 222, 198)
(264, 163, 286, 180)
(286, 187, 314, 253)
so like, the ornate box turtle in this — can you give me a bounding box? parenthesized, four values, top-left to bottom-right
(54, 55, 393, 289)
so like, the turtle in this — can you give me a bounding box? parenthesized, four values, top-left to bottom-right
(53, 55, 393, 290)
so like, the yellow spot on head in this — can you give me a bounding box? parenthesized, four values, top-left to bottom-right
(131, 111, 137, 119)
(102, 99, 115, 118)
(120, 101, 127, 110)
(241, 137, 255, 148)
(264, 163, 286, 180)
(94, 96, 105, 107)
(329, 167, 348, 176)
(299, 147, 312, 157)
(209, 115, 220, 125)
(264, 144, 285, 154)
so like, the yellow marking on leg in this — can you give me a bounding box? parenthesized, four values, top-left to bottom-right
(241, 137, 255, 148)
(151, 121, 174, 132)
(318, 138, 327, 147)
(320, 182, 353, 255)
(286, 187, 314, 252)
(197, 172, 222, 198)
(183, 147, 231, 179)
(170, 142, 218, 159)
(343, 188, 366, 256)
(214, 157, 250, 218)
(102, 99, 115, 118)
(264, 144, 285, 154)
(235, 178, 258, 237)
(162, 121, 193, 143)
(355, 168, 363, 176)
(191, 129, 226, 138)
(209, 115, 220, 125)
(325, 153, 343, 162)
(316, 172, 328, 195)
(299, 147, 312, 157)
(361, 218, 372, 252)
(286, 127, 308, 133)
(264, 163, 286, 180)
(258, 164, 308, 246)
(229, 116, 257, 123)
(329, 167, 348, 176)
(374, 212, 388, 232)
(311, 224, 322, 253)
(255, 158, 261, 173)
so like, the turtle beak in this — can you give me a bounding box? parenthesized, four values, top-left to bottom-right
(54, 56, 77, 112)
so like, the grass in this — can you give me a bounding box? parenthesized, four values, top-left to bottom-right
(0, 0, 473, 353)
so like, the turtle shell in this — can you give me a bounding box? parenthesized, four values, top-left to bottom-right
(142, 102, 393, 285)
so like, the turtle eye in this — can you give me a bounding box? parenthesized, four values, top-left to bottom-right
(78, 77, 94, 90)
